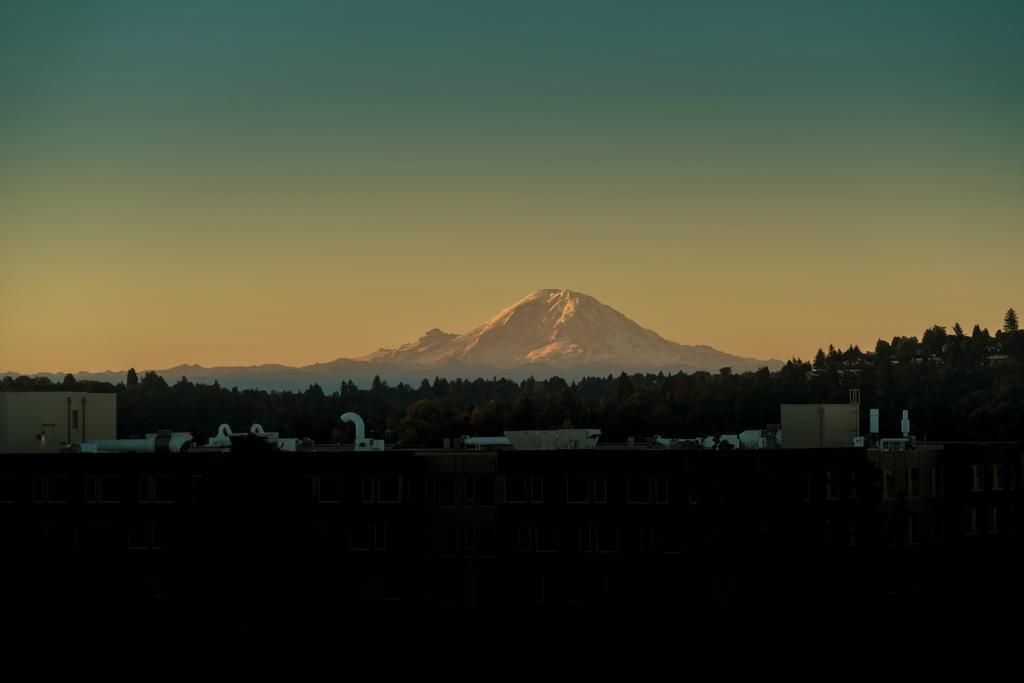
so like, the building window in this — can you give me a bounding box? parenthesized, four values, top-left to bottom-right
(504, 474, 527, 503)
(85, 475, 120, 504)
(965, 508, 978, 535)
(438, 475, 456, 507)
(651, 526, 682, 554)
(360, 476, 374, 503)
(536, 524, 558, 552)
(518, 524, 559, 553)
(0, 476, 17, 503)
(31, 476, 68, 504)
(138, 475, 174, 503)
(530, 475, 544, 503)
(349, 522, 387, 552)
(596, 525, 619, 553)
(654, 475, 670, 504)
(190, 475, 205, 505)
(971, 465, 984, 492)
(465, 523, 496, 557)
(361, 474, 403, 504)
(569, 475, 608, 503)
(306, 474, 340, 503)
(478, 475, 495, 507)
(361, 573, 401, 601)
(992, 465, 1004, 492)
(905, 515, 918, 545)
(462, 475, 495, 507)
(928, 467, 944, 498)
(518, 524, 532, 552)
(849, 471, 858, 499)
(577, 526, 594, 553)
(362, 573, 401, 602)
(627, 475, 651, 504)
(930, 513, 945, 543)
(825, 471, 840, 501)
(988, 507, 1000, 534)
(567, 475, 588, 503)
(883, 470, 895, 500)
(576, 525, 619, 554)
(128, 521, 165, 550)
(438, 523, 456, 557)
(907, 468, 920, 499)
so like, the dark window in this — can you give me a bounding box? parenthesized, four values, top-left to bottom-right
(883, 470, 895, 500)
(536, 525, 559, 552)
(138, 475, 174, 503)
(360, 475, 375, 503)
(377, 573, 400, 601)
(628, 475, 652, 503)
(825, 471, 840, 501)
(378, 474, 401, 503)
(31, 476, 68, 503)
(505, 474, 527, 503)
(477, 524, 496, 557)
(568, 475, 607, 503)
(85, 475, 120, 503)
(578, 526, 594, 553)
(128, 521, 163, 550)
(596, 525, 619, 553)
(652, 526, 682, 554)
(373, 522, 387, 550)
(0, 476, 17, 503)
(908, 468, 920, 499)
(478, 475, 495, 507)
(654, 475, 670, 504)
(318, 475, 341, 503)
(530, 475, 544, 503)
(567, 475, 588, 503)
(438, 476, 456, 508)
(518, 524, 532, 552)
(438, 523, 456, 557)
(191, 475, 205, 505)
(348, 523, 371, 551)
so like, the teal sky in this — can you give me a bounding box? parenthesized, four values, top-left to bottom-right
(2, 1, 1023, 372)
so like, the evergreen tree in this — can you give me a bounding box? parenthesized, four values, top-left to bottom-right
(1004, 308, 1019, 333)
(126, 368, 139, 388)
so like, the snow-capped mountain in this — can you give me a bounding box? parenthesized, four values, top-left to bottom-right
(360, 289, 778, 372)
(7, 289, 780, 391)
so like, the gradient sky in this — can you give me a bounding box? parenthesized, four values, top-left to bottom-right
(2, 1, 1023, 373)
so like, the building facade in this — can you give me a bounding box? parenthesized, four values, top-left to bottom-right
(0, 392, 116, 453)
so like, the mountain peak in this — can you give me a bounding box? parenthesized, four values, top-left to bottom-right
(359, 289, 778, 372)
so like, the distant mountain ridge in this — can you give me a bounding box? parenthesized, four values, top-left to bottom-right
(5, 289, 782, 391)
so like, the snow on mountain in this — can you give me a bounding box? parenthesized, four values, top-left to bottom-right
(8, 289, 780, 391)
(360, 289, 779, 372)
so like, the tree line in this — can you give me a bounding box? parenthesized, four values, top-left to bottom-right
(3, 311, 1023, 446)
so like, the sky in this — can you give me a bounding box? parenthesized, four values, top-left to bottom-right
(2, 1, 1023, 373)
